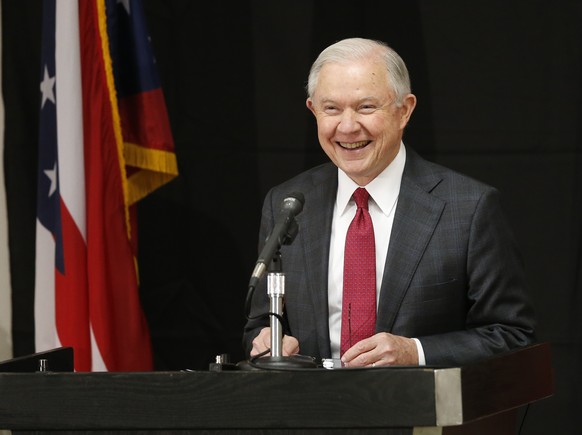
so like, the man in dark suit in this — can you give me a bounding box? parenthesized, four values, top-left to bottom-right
(243, 37, 536, 367)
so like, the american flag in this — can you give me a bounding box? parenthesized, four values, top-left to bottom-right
(35, 0, 177, 371)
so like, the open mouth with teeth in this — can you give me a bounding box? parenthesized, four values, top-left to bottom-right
(339, 140, 371, 150)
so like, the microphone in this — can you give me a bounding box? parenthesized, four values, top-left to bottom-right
(248, 192, 305, 289)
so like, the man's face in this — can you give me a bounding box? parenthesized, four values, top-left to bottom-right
(307, 58, 416, 186)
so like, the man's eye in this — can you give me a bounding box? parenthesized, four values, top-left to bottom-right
(359, 105, 376, 113)
(323, 106, 339, 114)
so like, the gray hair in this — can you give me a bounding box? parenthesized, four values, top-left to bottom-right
(306, 38, 411, 106)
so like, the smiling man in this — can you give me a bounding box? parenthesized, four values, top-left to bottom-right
(244, 37, 536, 369)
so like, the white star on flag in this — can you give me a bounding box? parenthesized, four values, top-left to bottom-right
(44, 162, 58, 197)
(118, 0, 131, 14)
(40, 65, 56, 109)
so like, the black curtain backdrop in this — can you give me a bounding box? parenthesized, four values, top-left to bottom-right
(3, 1, 581, 433)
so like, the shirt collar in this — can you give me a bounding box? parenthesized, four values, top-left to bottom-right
(337, 142, 406, 217)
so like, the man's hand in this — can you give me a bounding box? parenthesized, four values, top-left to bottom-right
(341, 332, 419, 367)
(250, 327, 300, 357)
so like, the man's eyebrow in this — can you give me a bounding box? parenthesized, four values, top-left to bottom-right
(318, 96, 380, 104)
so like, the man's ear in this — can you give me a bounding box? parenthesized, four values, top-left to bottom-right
(306, 98, 317, 116)
(399, 93, 417, 129)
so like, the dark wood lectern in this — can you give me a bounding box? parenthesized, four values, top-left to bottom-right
(0, 343, 553, 435)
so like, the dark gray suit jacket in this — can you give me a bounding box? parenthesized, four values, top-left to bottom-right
(244, 148, 536, 366)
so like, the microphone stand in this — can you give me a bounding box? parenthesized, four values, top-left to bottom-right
(250, 251, 317, 369)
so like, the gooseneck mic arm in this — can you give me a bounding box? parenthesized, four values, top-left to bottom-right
(248, 192, 304, 290)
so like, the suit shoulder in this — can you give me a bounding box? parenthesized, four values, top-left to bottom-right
(406, 149, 497, 198)
(268, 162, 336, 197)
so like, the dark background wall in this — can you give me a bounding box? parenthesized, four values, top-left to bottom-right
(3, 1, 581, 433)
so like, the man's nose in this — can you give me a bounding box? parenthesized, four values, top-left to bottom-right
(337, 110, 360, 134)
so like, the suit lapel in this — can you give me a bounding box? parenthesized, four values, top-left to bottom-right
(298, 166, 337, 357)
(377, 152, 446, 332)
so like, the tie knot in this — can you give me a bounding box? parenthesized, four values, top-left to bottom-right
(353, 188, 370, 210)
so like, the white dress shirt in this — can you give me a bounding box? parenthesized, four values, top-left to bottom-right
(327, 143, 426, 364)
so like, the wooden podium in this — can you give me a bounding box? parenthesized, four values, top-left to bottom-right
(0, 343, 553, 435)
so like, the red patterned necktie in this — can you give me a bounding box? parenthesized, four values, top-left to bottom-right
(340, 187, 376, 356)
